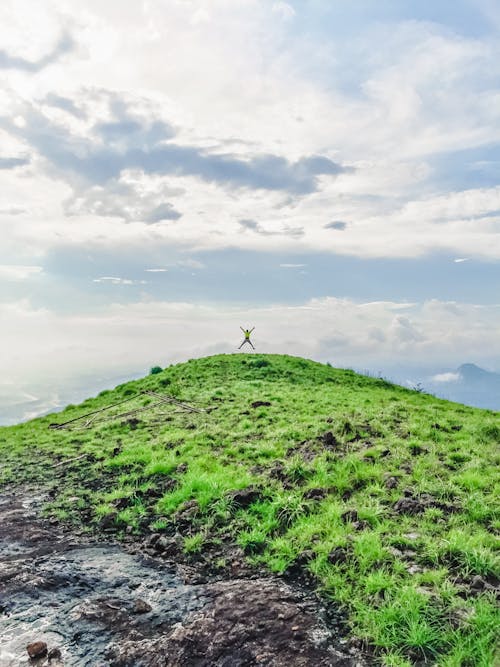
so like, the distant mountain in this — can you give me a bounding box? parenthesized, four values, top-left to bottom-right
(426, 363, 500, 411)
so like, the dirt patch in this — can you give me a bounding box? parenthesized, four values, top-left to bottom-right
(392, 490, 458, 516)
(0, 488, 367, 666)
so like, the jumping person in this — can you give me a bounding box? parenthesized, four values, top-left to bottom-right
(238, 326, 255, 349)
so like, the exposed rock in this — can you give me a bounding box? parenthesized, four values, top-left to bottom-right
(2, 490, 366, 667)
(143, 532, 161, 549)
(47, 647, 63, 662)
(133, 598, 152, 614)
(111, 578, 362, 666)
(175, 499, 200, 524)
(251, 400, 272, 408)
(26, 641, 48, 659)
(98, 511, 118, 530)
(154, 535, 179, 557)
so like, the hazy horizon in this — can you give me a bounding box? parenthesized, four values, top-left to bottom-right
(1, 0, 499, 424)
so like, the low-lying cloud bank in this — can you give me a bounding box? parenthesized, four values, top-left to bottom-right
(1, 296, 498, 420)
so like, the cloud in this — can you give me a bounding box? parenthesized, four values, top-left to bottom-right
(44, 93, 87, 119)
(3, 95, 350, 196)
(390, 315, 424, 344)
(272, 3, 296, 20)
(0, 206, 26, 215)
(324, 221, 347, 231)
(145, 268, 168, 273)
(454, 257, 470, 263)
(431, 372, 461, 383)
(144, 202, 182, 223)
(93, 276, 148, 285)
(239, 218, 303, 238)
(2, 297, 500, 407)
(0, 156, 30, 169)
(176, 259, 205, 270)
(279, 263, 306, 268)
(64, 179, 182, 224)
(239, 219, 265, 233)
(0, 265, 43, 281)
(0, 31, 74, 72)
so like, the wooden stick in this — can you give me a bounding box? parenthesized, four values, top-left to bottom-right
(144, 391, 205, 413)
(51, 453, 88, 468)
(49, 394, 139, 429)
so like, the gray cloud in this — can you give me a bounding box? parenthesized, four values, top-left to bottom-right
(391, 315, 424, 343)
(239, 219, 303, 238)
(4, 95, 351, 195)
(324, 221, 347, 230)
(239, 218, 264, 233)
(0, 156, 30, 169)
(0, 206, 26, 215)
(0, 32, 74, 72)
(144, 203, 182, 223)
(92, 95, 175, 150)
(64, 179, 182, 224)
(44, 93, 87, 119)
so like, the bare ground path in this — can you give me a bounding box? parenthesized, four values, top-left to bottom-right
(0, 487, 367, 666)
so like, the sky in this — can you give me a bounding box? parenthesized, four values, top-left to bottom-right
(1, 0, 499, 423)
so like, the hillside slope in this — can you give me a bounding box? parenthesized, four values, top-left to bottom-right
(1, 354, 498, 666)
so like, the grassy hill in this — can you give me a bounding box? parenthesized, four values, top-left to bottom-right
(1, 354, 498, 666)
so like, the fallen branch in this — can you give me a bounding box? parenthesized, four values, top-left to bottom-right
(144, 391, 205, 413)
(51, 453, 88, 468)
(49, 394, 139, 429)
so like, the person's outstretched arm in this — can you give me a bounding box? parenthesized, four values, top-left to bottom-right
(250, 327, 255, 332)
(240, 326, 245, 333)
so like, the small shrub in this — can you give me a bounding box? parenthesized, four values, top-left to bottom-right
(150, 366, 163, 375)
(249, 358, 270, 369)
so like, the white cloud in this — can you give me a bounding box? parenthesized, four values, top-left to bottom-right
(279, 263, 306, 268)
(431, 372, 461, 383)
(0, 2, 499, 262)
(1, 297, 499, 402)
(1, 0, 500, 424)
(93, 276, 148, 285)
(272, 2, 296, 20)
(0, 264, 43, 280)
(176, 259, 205, 270)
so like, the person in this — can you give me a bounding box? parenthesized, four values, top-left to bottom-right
(238, 326, 255, 349)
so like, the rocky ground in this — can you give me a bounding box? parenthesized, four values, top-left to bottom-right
(0, 487, 367, 666)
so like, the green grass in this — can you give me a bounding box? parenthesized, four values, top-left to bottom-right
(1, 353, 499, 665)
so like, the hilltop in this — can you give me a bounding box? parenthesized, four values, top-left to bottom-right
(1, 354, 498, 666)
